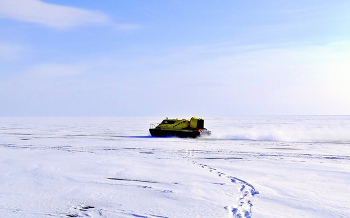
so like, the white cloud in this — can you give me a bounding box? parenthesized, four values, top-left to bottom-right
(0, 0, 110, 28)
(26, 63, 86, 78)
(113, 23, 142, 31)
(0, 42, 25, 60)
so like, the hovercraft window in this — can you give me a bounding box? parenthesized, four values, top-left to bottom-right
(161, 120, 176, 124)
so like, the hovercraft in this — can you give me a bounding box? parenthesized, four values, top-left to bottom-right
(149, 117, 211, 138)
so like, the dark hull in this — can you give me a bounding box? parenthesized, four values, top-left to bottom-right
(149, 129, 210, 138)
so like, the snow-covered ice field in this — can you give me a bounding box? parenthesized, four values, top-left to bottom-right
(1, 116, 350, 218)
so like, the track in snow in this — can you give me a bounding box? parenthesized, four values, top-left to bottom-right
(186, 149, 259, 218)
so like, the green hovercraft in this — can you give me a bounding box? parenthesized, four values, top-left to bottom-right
(149, 117, 211, 138)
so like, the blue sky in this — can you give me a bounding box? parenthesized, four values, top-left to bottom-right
(1, 0, 350, 116)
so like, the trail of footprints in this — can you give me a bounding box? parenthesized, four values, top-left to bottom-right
(187, 150, 259, 218)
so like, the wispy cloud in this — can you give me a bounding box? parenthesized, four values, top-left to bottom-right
(2, 40, 350, 116)
(0, 41, 25, 61)
(113, 23, 142, 31)
(26, 63, 87, 78)
(0, 0, 110, 29)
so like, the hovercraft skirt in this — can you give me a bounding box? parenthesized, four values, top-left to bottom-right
(149, 129, 200, 138)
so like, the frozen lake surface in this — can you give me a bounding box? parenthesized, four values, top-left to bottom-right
(1, 116, 350, 218)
